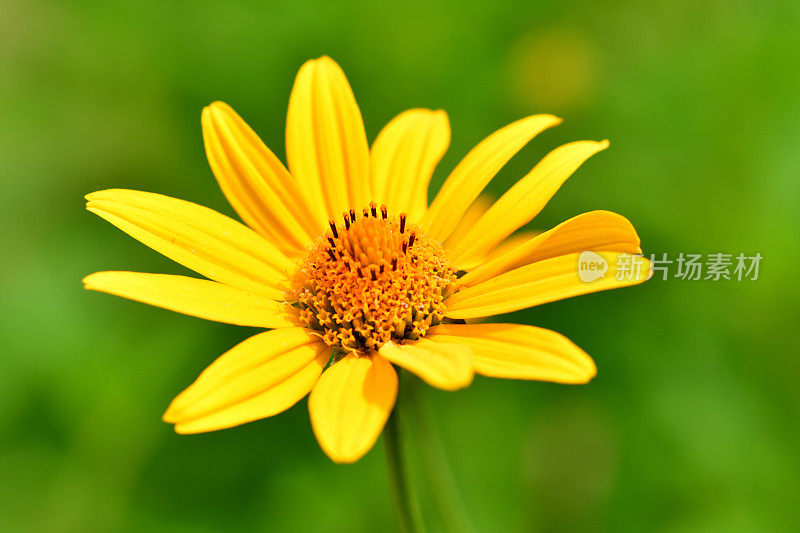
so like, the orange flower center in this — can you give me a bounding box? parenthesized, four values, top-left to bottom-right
(291, 203, 455, 353)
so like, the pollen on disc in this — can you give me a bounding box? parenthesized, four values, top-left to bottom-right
(289, 206, 455, 352)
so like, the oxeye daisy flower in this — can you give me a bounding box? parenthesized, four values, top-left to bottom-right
(84, 56, 648, 464)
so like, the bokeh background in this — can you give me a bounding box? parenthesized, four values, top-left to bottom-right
(2, 0, 799, 531)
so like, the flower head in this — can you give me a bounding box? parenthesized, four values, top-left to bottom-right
(84, 56, 649, 463)
(293, 208, 454, 352)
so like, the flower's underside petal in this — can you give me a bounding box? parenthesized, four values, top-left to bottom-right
(427, 323, 596, 383)
(86, 189, 293, 300)
(446, 251, 651, 319)
(460, 211, 642, 287)
(164, 328, 330, 433)
(379, 339, 473, 391)
(420, 114, 562, 243)
(286, 56, 371, 221)
(308, 354, 397, 464)
(370, 109, 450, 221)
(447, 140, 609, 268)
(202, 101, 322, 254)
(83, 271, 297, 328)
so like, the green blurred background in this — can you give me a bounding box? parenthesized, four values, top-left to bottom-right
(2, 0, 799, 531)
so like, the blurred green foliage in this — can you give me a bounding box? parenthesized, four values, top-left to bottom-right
(2, 0, 799, 531)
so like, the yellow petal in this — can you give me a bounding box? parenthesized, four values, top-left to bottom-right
(202, 101, 323, 252)
(83, 271, 297, 328)
(482, 230, 541, 263)
(86, 189, 293, 299)
(308, 354, 397, 463)
(460, 211, 642, 287)
(370, 109, 450, 220)
(379, 339, 473, 391)
(446, 251, 651, 319)
(164, 328, 330, 433)
(448, 230, 542, 273)
(447, 140, 609, 268)
(286, 56, 370, 220)
(441, 195, 493, 253)
(420, 114, 561, 242)
(427, 323, 596, 383)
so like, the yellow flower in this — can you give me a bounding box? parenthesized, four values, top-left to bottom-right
(84, 56, 648, 463)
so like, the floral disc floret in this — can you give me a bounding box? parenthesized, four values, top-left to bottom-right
(290, 203, 455, 353)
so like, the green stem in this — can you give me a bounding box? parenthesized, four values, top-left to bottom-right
(384, 380, 426, 533)
(404, 374, 474, 533)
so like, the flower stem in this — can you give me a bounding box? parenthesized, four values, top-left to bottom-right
(384, 375, 426, 533)
(403, 374, 475, 533)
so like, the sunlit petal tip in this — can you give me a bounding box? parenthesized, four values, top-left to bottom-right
(583, 357, 598, 383)
(202, 100, 239, 123)
(81, 272, 98, 288)
(528, 114, 562, 129)
(207, 100, 229, 110)
(301, 56, 345, 76)
(562, 347, 597, 383)
(433, 110, 451, 136)
(199, 104, 217, 127)
(162, 403, 180, 425)
(84, 188, 118, 204)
